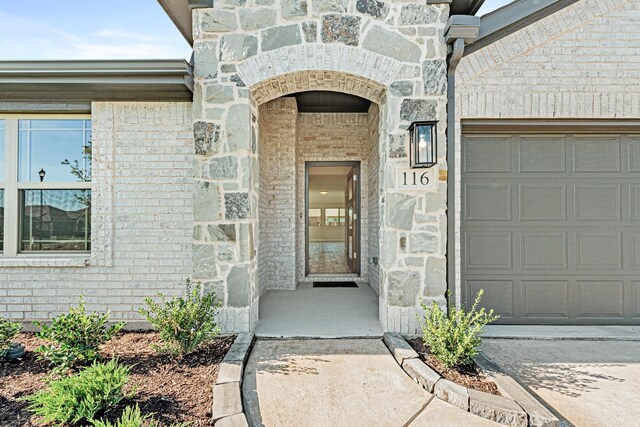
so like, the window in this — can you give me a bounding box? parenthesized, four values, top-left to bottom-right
(308, 208, 322, 227)
(0, 117, 92, 256)
(324, 208, 346, 227)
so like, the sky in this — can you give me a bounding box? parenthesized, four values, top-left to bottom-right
(0, 0, 512, 61)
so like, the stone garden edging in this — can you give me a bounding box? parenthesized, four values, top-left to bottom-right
(383, 333, 560, 427)
(212, 333, 255, 426)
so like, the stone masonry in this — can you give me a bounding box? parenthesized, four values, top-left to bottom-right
(192, 0, 450, 333)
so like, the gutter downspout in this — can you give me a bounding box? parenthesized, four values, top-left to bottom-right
(443, 14, 480, 309)
(446, 38, 465, 309)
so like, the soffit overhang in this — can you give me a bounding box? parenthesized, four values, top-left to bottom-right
(0, 60, 194, 103)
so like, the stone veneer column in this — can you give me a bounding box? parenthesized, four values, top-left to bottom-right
(191, 0, 450, 333)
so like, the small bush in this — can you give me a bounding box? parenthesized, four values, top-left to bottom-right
(139, 279, 220, 355)
(22, 359, 133, 426)
(91, 405, 156, 427)
(0, 316, 23, 358)
(34, 297, 125, 371)
(418, 290, 499, 368)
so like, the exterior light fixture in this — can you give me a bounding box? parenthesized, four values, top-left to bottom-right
(319, 191, 328, 195)
(38, 168, 46, 182)
(408, 121, 437, 168)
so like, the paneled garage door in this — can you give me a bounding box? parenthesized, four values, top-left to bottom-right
(461, 125, 640, 324)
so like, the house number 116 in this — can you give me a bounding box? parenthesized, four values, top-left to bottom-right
(402, 171, 430, 186)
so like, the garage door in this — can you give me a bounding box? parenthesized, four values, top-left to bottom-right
(461, 126, 640, 324)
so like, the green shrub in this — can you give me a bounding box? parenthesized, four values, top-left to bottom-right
(418, 290, 499, 368)
(91, 405, 156, 427)
(34, 297, 125, 371)
(22, 359, 133, 426)
(139, 279, 220, 355)
(0, 316, 23, 358)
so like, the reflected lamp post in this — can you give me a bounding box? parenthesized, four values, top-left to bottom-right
(38, 169, 46, 250)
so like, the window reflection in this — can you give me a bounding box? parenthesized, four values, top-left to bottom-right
(20, 189, 91, 251)
(18, 119, 92, 182)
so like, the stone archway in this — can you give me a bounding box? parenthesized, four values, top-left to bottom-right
(191, 4, 450, 334)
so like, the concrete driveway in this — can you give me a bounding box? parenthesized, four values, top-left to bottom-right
(481, 339, 640, 427)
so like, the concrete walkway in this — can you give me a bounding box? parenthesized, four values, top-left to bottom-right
(243, 339, 500, 427)
(482, 339, 640, 427)
(255, 283, 383, 338)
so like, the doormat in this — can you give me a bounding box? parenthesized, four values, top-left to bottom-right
(313, 281, 358, 288)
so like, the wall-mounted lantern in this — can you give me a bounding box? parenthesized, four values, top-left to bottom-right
(408, 121, 437, 168)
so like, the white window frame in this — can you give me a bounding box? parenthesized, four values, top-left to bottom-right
(0, 114, 92, 258)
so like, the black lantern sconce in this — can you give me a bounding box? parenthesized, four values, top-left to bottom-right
(408, 121, 437, 168)
(38, 168, 46, 182)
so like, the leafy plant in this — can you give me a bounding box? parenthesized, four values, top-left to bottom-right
(91, 405, 191, 427)
(418, 290, 499, 368)
(22, 359, 133, 426)
(0, 316, 23, 358)
(34, 297, 125, 371)
(139, 279, 220, 355)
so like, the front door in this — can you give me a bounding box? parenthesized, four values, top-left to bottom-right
(345, 167, 359, 274)
(305, 162, 360, 275)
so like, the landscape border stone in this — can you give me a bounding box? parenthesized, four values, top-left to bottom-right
(383, 333, 561, 427)
(213, 332, 255, 426)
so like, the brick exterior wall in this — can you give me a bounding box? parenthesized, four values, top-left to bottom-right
(366, 103, 381, 296)
(454, 0, 640, 305)
(1, 102, 194, 324)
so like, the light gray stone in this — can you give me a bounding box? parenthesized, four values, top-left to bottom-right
(193, 244, 216, 278)
(321, 14, 360, 46)
(400, 99, 437, 122)
(227, 104, 251, 151)
(208, 224, 236, 242)
(256, 0, 274, 4)
(281, 0, 307, 18)
(402, 357, 441, 392)
(434, 379, 470, 411)
(383, 332, 419, 365)
(388, 270, 421, 307)
(227, 265, 250, 307)
(399, 4, 438, 26)
(381, 230, 397, 268)
(389, 81, 413, 97)
(194, 122, 220, 156)
(238, 224, 255, 261)
(423, 59, 446, 95)
(205, 108, 225, 121)
(212, 382, 243, 422)
(220, 34, 258, 61)
(193, 41, 218, 79)
(388, 133, 407, 158)
(205, 85, 234, 103)
(362, 26, 421, 63)
(386, 193, 416, 230)
(312, 0, 347, 13)
(201, 10, 238, 33)
(230, 74, 246, 87)
(261, 24, 302, 52)
(409, 233, 438, 253)
(194, 181, 222, 221)
(221, 64, 236, 73)
(204, 156, 238, 180)
(203, 280, 225, 301)
(469, 389, 528, 427)
(216, 244, 235, 262)
(424, 256, 446, 296)
(356, 0, 389, 19)
(224, 333, 254, 363)
(405, 256, 424, 267)
(424, 185, 446, 211)
(239, 8, 277, 31)
(217, 360, 244, 385)
(215, 413, 249, 427)
(225, 192, 250, 220)
(302, 21, 317, 42)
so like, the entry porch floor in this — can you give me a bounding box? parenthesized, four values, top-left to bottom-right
(255, 282, 383, 338)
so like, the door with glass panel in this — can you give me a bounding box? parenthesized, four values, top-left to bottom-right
(305, 162, 360, 275)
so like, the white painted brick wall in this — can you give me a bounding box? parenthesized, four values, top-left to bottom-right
(0, 102, 194, 324)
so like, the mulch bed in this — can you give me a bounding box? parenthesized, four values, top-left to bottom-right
(407, 338, 500, 396)
(0, 332, 236, 426)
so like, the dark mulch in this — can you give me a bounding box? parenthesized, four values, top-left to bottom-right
(407, 338, 500, 396)
(0, 332, 236, 427)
